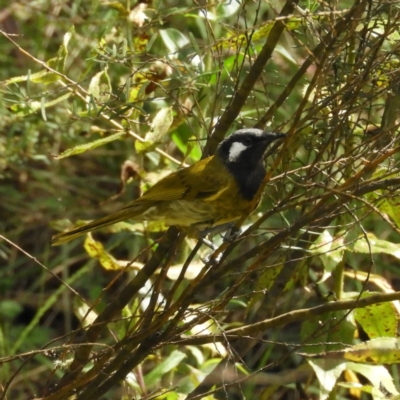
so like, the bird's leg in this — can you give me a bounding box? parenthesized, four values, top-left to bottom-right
(187, 228, 220, 264)
(200, 237, 218, 251)
(203, 224, 242, 264)
(188, 234, 219, 264)
(199, 227, 234, 264)
(189, 223, 238, 264)
(187, 224, 217, 249)
(222, 226, 242, 242)
(202, 222, 241, 242)
(199, 222, 235, 237)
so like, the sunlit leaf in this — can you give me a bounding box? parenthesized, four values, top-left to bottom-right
(353, 293, 397, 339)
(310, 230, 345, 272)
(216, 0, 240, 18)
(9, 92, 71, 116)
(144, 350, 187, 387)
(102, 1, 129, 16)
(54, 131, 125, 159)
(308, 359, 345, 400)
(3, 28, 73, 85)
(213, 16, 307, 49)
(308, 359, 399, 400)
(350, 233, 400, 259)
(135, 107, 173, 153)
(159, 28, 190, 53)
(84, 234, 122, 270)
(73, 298, 98, 327)
(344, 338, 400, 364)
(339, 362, 399, 397)
(88, 68, 112, 103)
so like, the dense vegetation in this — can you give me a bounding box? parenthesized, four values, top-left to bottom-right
(2, 0, 400, 399)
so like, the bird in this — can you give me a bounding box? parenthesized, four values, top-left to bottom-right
(51, 128, 285, 246)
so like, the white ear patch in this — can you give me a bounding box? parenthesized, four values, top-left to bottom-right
(228, 142, 248, 162)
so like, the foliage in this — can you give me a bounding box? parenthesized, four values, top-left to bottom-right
(2, 0, 400, 399)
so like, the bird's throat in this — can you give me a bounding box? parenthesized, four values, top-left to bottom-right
(226, 162, 266, 200)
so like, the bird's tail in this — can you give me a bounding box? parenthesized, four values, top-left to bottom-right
(51, 205, 145, 246)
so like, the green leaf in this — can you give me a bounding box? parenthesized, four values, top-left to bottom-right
(150, 107, 174, 138)
(144, 350, 187, 387)
(216, 0, 240, 18)
(308, 359, 345, 400)
(54, 131, 125, 159)
(9, 92, 71, 116)
(55, 27, 74, 72)
(305, 337, 400, 365)
(354, 293, 397, 339)
(365, 166, 400, 229)
(300, 310, 355, 354)
(103, 1, 129, 16)
(214, 17, 307, 49)
(135, 107, 173, 153)
(310, 230, 345, 272)
(3, 28, 73, 85)
(344, 338, 400, 364)
(4, 62, 60, 85)
(84, 234, 122, 270)
(171, 131, 202, 160)
(340, 363, 399, 397)
(73, 298, 98, 327)
(248, 262, 283, 310)
(378, 196, 400, 230)
(350, 233, 400, 259)
(159, 29, 190, 53)
(88, 68, 112, 103)
(0, 300, 23, 320)
(308, 360, 399, 400)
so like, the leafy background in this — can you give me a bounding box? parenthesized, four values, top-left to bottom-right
(2, 0, 400, 399)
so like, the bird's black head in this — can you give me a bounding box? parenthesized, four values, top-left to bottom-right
(217, 128, 285, 200)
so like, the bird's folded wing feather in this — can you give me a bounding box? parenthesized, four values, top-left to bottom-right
(51, 156, 232, 245)
(123, 156, 230, 206)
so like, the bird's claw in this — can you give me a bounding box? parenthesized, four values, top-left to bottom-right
(201, 250, 223, 265)
(222, 227, 241, 242)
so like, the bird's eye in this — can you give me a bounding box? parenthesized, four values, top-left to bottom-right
(242, 137, 253, 146)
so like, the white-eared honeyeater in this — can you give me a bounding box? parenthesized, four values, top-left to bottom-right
(51, 128, 285, 246)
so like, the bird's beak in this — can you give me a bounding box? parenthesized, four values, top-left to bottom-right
(261, 132, 285, 158)
(268, 132, 286, 140)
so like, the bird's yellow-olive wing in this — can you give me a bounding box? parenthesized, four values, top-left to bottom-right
(125, 156, 233, 206)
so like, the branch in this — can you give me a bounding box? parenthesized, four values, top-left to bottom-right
(204, 0, 300, 155)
